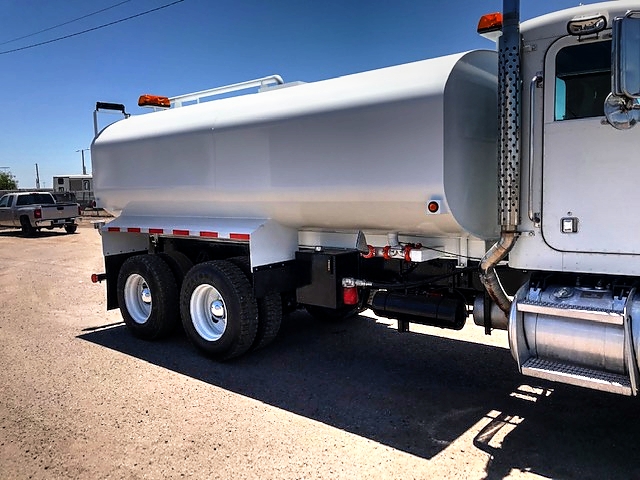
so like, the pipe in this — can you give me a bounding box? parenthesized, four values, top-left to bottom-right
(479, 232, 517, 314)
(481, 0, 523, 315)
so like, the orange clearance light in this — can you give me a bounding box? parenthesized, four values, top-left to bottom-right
(138, 94, 171, 108)
(477, 12, 503, 41)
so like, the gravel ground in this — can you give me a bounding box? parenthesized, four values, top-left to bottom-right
(1, 219, 640, 479)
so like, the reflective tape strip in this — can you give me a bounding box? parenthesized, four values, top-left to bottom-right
(230, 233, 250, 241)
(105, 226, 249, 240)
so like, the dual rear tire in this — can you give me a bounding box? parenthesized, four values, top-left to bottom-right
(180, 261, 258, 360)
(117, 255, 280, 360)
(117, 255, 180, 340)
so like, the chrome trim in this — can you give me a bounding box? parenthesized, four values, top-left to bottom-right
(498, 0, 522, 230)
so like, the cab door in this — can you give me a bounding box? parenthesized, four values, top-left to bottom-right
(541, 36, 640, 255)
(0, 195, 11, 224)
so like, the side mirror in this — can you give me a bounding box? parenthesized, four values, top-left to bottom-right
(606, 12, 640, 129)
(613, 11, 640, 98)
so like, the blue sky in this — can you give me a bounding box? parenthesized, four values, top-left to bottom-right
(0, 0, 599, 188)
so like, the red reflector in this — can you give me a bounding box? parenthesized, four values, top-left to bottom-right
(343, 286, 359, 305)
(34, 208, 42, 219)
(107, 227, 120, 232)
(127, 227, 141, 233)
(427, 201, 440, 213)
(91, 273, 99, 283)
(200, 231, 219, 238)
(149, 228, 163, 234)
(477, 12, 503, 33)
(230, 233, 250, 241)
(173, 229, 189, 236)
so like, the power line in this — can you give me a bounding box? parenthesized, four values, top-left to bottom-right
(0, 0, 185, 56)
(0, 0, 133, 46)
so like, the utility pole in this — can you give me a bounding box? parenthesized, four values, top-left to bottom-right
(76, 149, 89, 175)
(35, 163, 40, 189)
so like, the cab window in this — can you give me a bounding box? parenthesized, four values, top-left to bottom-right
(0, 195, 7, 208)
(554, 40, 611, 121)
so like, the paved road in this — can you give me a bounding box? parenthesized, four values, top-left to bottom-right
(1, 221, 639, 479)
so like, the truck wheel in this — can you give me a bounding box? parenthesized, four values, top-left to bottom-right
(20, 216, 36, 236)
(117, 254, 179, 340)
(228, 256, 282, 350)
(64, 224, 78, 234)
(180, 260, 258, 360)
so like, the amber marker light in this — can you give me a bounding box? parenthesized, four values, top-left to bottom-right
(138, 94, 171, 108)
(477, 12, 503, 41)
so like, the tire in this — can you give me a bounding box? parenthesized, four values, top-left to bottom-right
(158, 251, 193, 288)
(117, 254, 180, 340)
(228, 256, 282, 350)
(64, 224, 78, 234)
(180, 260, 258, 360)
(305, 304, 363, 322)
(20, 216, 36, 237)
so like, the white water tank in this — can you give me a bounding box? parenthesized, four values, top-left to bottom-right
(92, 50, 499, 240)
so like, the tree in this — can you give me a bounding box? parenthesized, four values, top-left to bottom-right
(0, 171, 18, 190)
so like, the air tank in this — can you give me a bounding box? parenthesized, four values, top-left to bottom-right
(92, 50, 499, 240)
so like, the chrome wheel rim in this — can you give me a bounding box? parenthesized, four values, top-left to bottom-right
(124, 273, 152, 324)
(190, 284, 227, 341)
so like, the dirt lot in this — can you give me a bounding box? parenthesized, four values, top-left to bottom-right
(1, 219, 640, 479)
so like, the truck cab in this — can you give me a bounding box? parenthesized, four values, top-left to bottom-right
(512, 2, 640, 274)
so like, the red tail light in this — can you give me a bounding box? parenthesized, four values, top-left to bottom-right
(343, 286, 359, 305)
(34, 208, 42, 219)
(78, 206, 82, 215)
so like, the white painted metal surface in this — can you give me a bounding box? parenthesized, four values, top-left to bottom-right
(92, 50, 499, 242)
(508, 0, 640, 276)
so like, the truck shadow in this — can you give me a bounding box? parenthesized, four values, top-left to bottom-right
(79, 312, 640, 479)
(0, 229, 76, 238)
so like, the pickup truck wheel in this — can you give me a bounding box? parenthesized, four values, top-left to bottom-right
(180, 260, 258, 360)
(117, 254, 179, 340)
(20, 217, 36, 236)
(228, 256, 282, 350)
(64, 224, 78, 234)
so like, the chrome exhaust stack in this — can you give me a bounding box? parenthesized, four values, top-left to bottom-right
(480, 0, 522, 319)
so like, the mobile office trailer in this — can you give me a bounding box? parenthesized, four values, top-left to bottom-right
(91, 1, 640, 396)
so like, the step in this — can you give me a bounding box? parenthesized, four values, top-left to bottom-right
(521, 357, 632, 396)
(517, 301, 624, 325)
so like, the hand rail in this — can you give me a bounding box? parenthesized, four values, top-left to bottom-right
(170, 75, 285, 108)
(528, 73, 543, 223)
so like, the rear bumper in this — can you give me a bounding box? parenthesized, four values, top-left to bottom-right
(35, 218, 78, 228)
